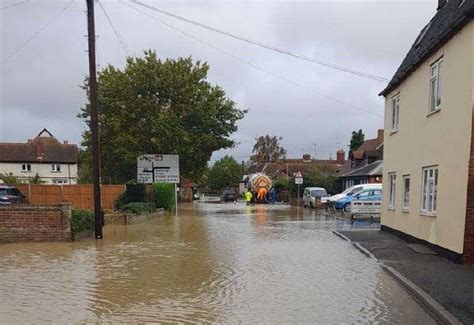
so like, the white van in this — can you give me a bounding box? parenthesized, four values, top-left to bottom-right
(327, 184, 382, 205)
(303, 187, 330, 208)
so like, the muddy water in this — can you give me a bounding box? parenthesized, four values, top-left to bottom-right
(0, 203, 434, 324)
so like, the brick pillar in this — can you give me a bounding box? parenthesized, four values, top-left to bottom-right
(463, 104, 474, 265)
(61, 203, 72, 241)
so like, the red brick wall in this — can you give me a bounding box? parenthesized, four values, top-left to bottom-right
(0, 204, 72, 243)
(464, 103, 474, 265)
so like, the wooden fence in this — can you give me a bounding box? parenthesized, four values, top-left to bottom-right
(14, 184, 125, 211)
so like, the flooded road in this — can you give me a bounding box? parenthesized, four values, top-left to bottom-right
(0, 203, 434, 324)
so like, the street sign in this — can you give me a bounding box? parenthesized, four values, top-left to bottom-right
(294, 171, 303, 185)
(137, 154, 180, 184)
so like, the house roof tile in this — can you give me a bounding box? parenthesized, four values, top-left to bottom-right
(380, 0, 474, 96)
(0, 131, 79, 164)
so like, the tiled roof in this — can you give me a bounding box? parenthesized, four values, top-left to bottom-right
(0, 131, 78, 164)
(380, 0, 474, 96)
(340, 160, 383, 178)
(245, 159, 340, 178)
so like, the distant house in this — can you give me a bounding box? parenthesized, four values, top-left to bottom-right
(340, 129, 384, 189)
(0, 129, 79, 184)
(245, 151, 346, 181)
(379, 0, 474, 263)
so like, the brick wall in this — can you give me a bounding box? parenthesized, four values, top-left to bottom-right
(0, 204, 72, 243)
(463, 103, 474, 265)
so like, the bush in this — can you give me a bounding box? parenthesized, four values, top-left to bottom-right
(124, 182, 147, 203)
(121, 202, 156, 215)
(71, 208, 94, 239)
(153, 183, 175, 211)
(114, 182, 148, 211)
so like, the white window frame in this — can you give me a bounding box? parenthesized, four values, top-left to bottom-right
(388, 173, 396, 209)
(402, 175, 410, 211)
(21, 163, 31, 172)
(391, 94, 400, 132)
(429, 58, 443, 113)
(51, 163, 61, 172)
(421, 166, 438, 215)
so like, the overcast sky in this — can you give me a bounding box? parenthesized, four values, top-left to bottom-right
(0, 0, 436, 162)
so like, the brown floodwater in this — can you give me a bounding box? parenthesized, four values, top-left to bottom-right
(0, 202, 434, 324)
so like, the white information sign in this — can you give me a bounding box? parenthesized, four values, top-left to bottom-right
(351, 201, 381, 214)
(137, 154, 180, 184)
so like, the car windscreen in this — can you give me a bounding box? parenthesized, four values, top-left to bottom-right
(311, 190, 327, 197)
(0, 189, 8, 195)
(347, 187, 363, 196)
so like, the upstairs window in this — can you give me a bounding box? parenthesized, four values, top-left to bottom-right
(21, 164, 31, 172)
(429, 58, 443, 113)
(51, 164, 61, 172)
(391, 94, 400, 132)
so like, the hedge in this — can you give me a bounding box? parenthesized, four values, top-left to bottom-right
(153, 183, 175, 211)
(121, 202, 156, 215)
(71, 208, 94, 239)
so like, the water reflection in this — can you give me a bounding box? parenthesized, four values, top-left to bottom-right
(0, 202, 433, 323)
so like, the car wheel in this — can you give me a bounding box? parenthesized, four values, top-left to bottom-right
(344, 203, 351, 212)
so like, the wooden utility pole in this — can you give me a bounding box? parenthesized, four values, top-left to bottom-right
(86, 0, 103, 239)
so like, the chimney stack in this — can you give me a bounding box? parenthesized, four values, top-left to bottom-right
(377, 129, 384, 145)
(303, 154, 311, 162)
(337, 149, 345, 165)
(63, 140, 68, 144)
(437, 0, 447, 10)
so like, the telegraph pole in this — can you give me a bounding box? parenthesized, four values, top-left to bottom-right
(86, 0, 103, 239)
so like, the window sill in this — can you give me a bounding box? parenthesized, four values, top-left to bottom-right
(427, 108, 441, 117)
(50, 171, 62, 173)
(388, 206, 396, 211)
(402, 208, 409, 213)
(420, 211, 437, 218)
(20, 171, 32, 173)
(390, 129, 399, 136)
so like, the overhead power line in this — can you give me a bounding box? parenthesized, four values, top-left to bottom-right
(98, 0, 131, 56)
(131, 0, 390, 83)
(122, 1, 383, 118)
(2, 0, 74, 64)
(1, 0, 29, 11)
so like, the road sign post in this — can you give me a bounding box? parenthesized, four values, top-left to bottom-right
(294, 172, 303, 214)
(137, 154, 180, 216)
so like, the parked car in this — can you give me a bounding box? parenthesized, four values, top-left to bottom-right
(0, 186, 26, 205)
(336, 188, 382, 212)
(327, 184, 382, 210)
(221, 188, 237, 202)
(303, 187, 329, 208)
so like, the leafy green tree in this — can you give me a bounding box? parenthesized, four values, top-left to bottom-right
(0, 173, 19, 184)
(289, 165, 341, 197)
(208, 156, 242, 192)
(78, 51, 246, 183)
(349, 129, 365, 156)
(251, 135, 287, 163)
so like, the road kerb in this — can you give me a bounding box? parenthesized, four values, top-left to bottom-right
(381, 264, 462, 325)
(332, 231, 462, 325)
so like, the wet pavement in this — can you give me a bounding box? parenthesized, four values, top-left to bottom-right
(0, 202, 434, 323)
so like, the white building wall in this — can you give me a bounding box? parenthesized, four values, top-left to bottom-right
(381, 22, 474, 254)
(0, 162, 78, 184)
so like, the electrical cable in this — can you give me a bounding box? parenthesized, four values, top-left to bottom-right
(131, 0, 390, 83)
(2, 0, 74, 64)
(122, 1, 383, 118)
(1, 0, 29, 11)
(98, 0, 131, 56)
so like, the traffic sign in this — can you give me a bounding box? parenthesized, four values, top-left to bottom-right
(294, 171, 303, 185)
(137, 154, 180, 184)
